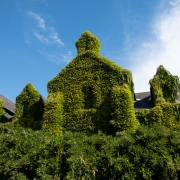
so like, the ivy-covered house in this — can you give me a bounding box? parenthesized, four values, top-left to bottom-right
(13, 83, 46, 130)
(136, 65, 180, 129)
(44, 31, 139, 135)
(3, 31, 180, 134)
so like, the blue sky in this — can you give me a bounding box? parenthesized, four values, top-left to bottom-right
(1, 0, 180, 102)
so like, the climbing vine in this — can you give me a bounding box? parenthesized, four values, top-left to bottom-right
(149, 65, 180, 105)
(48, 31, 135, 135)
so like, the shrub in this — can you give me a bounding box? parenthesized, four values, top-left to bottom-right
(149, 65, 180, 105)
(75, 30, 101, 54)
(42, 92, 64, 136)
(136, 102, 180, 129)
(110, 85, 139, 133)
(1, 124, 180, 179)
(13, 83, 44, 130)
(0, 123, 65, 179)
(0, 99, 4, 122)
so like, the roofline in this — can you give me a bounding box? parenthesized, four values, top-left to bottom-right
(0, 94, 15, 105)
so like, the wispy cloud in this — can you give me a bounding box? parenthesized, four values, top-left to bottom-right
(127, 0, 180, 92)
(33, 31, 49, 44)
(26, 11, 70, 64)
(27, 11, 64, 46)
(38, 50, 73, 64)
(28, 11, 46, 30)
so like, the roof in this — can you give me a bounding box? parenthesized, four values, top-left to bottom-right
(41, 96, 47, 104)
(0, 94, 15, 114)
(135, 91, 151, 100)
(134, 91, 154, 110)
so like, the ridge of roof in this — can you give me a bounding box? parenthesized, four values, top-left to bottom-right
(0, 94, 15, 113)
(0, 94, 14, 104)
(135, 91, 150, 94)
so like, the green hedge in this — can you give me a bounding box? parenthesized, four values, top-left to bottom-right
(0, 99, 4, 122)
(47, 31, 134, 135)
(136, 102, 180, 129)
(110, 85, 139, 133)
(13, 83, 44, 130)
(1, 124, 180, 179)
(76, 31, 101, 54)
(42, 92, 64, 136)
(149, 65, 180, 105)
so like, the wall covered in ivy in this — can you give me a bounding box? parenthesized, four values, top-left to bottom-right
(149, 65, 180, 105)
(136, 65, 180, 129)
(111, 85, 139, 133)
(42, 92, 64, 136)
(47, 31, 136, 134)
(13, 83, 44, 130)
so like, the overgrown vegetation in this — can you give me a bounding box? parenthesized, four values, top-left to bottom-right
(48, 31, 135, 135)
(1, 31, 180, 179)
(13, 83, 44, 130)
(0, 123, 180, 179)
(0, 99, 4, 121)
(136, 65, 180, 129)
(149, 65, 180, 105)
(42, 92, 64, 136)
(136, 102, 180, 129)
(111, 85, 139, 133)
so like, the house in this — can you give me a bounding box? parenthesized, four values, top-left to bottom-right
(47, 31, 139, 134)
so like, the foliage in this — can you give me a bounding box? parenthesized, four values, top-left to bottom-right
(42, 92, 64, 136)
(12, 83, 44, 130)
(47, 31, 134, 135)
(149, 65, 180, 105)
(0, 123, 65, 180)
(0, 99, 5, 122)
(1, 124, 180, 179)
(110, 85, 139, 133)
(75, 31, 101, 54)
(136, 102, 180, 129)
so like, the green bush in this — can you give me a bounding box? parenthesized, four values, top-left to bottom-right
(0, 99, 4, 122)
(149, 65, 180, 105)
(13, 83, 44, 130)
(1, 124, 180, 179)
(76, 31, 101, 54)
(136, 102, 180, 129)
(47, 31, 134, 135)
(110, 85, 139, 133)
(42, 92, 64, 136)
(0, 124, 65, 180)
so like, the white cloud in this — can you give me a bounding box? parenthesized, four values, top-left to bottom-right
(128, 0, 180, 93)
(27, 11, 64, 46)
(33, 31, 49, 44)
(28, 11, 46, 30)
(26, 11, 69, 64)
(38, 50, 73, 64)
(60, 51, 73, 63)
(48, 27, 64, 46)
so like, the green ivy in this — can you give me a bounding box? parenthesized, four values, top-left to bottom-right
(0, 99, 4, 122)
(12, 83, 44, 130)
(42, 92, 64, 136)
(110, 85, 139, 133)
(136, 102, 180, 129)
(47, 31, 134, 135)
(75, 30, 101, 54)
(149, 65, 180, 105)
